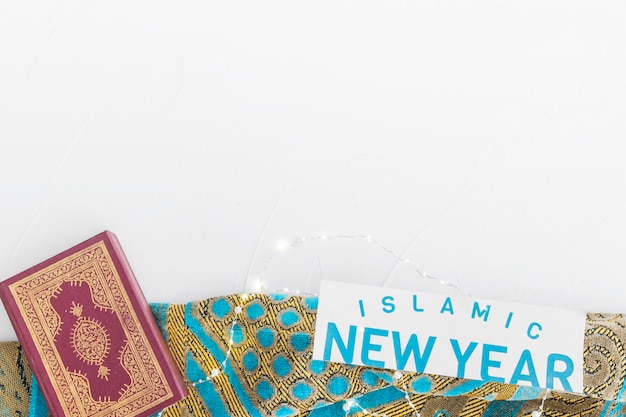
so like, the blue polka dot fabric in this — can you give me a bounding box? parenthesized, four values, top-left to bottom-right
(23, 294, 626, 416)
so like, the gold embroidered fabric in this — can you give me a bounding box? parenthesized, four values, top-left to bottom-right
(10, 294, 626, 416)
(0, 341, 32, 416)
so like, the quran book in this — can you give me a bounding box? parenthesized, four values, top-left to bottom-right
(0, 231, 188, 417)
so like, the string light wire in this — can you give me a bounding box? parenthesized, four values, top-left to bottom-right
(246, 234, 472, 299)
(243, 233, 547, 416)
(532, 389, 550, 417)
(393, 371, 420, 417)
(343, 397, 388, 417)
(173, 234, 544, 417)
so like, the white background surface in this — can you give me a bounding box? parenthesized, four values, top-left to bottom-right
(2, 1, 626, 341)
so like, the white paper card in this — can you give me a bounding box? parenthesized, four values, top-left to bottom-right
(312, 280, 586, 393)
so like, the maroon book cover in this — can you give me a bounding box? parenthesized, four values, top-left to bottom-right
(0, 231, 188, 417)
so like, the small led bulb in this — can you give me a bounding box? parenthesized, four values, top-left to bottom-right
(252, 279, 264, 293)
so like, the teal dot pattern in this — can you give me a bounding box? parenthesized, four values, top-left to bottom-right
(279, 309, 300, 328)
(210, 298, 232, 319)
(192, 294, 393, 416)
(256, 327, 275, 349)
(413, 376, 433, 393)
(22, 294, 612, 417)
(272, 355, 292, 378)
(232, 323, 245, 345)
(243, 350, 259, 372)
(256, 380, 274, 401)
(328, 375, 349, 397)
(290, 332, 310, 352)
(186, 293, 587, 417)
(246, 302, 265, 321)
(292, 381, 313, 400)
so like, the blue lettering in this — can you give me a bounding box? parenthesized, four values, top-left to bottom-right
(358, 299, 366, 317)
(546, 353, 574, 392)
(450, 339, 478, 378)
(527, 322, 542, 339)
(440, 297, 454, 315)
(505, 312, 513, 329)
(412, 295, 424, 312)
(509, 349, 539, 387)
(471, 302, 491, 322)
(481, 343, 507, 383)
(382, 296, 395, 313)
(392, 332, 436, 372)
(323, 322, 356, 364)
(361, 327, 388, 368)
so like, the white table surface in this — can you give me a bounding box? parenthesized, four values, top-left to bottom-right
(2, 1, 626, 341)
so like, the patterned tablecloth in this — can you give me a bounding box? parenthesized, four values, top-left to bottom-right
(3, 293, 626, 416)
